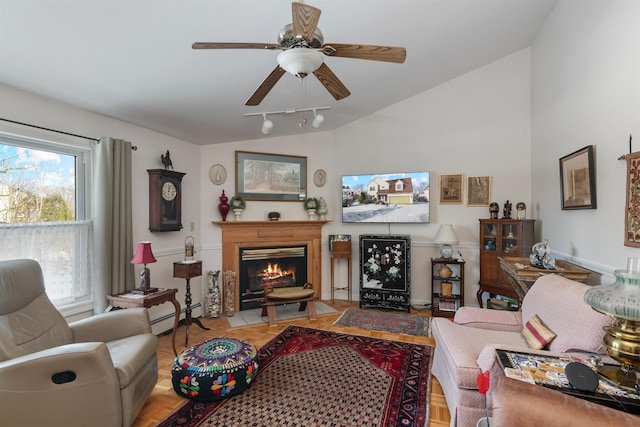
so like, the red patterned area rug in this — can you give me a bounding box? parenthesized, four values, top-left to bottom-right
(334, 309, 430, 337)
(157, 326, 433, 427)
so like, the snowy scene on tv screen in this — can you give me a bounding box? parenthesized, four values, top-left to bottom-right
(342, 172, 430, 223)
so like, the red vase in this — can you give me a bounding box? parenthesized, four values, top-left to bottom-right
(218, 190, 230, 221)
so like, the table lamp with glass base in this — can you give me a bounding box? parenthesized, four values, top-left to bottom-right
(584, 257, 640, 392)
(434, 224, 459, 259)
(130, 241, 158, 294)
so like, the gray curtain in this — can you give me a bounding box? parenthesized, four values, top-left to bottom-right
(93, 137, 134, 313)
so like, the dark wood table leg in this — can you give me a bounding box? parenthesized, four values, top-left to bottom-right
(169, 296, 180, 356)
(184, 278, 210, 347)
(477, 288, 484, 308)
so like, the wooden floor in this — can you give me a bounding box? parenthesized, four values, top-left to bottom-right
(132, 300, 451, 427)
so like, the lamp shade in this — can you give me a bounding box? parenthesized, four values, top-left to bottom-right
(131, 241, 157, 265)
(434, 224, 459, 245)
(584, 257, 640, 321)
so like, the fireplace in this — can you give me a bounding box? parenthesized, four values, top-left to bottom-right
(239, 245, 308, 310)
(214, 220, 328, 312)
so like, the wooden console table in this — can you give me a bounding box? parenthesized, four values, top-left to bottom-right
(107, 288, 180, 356)
(499, 257, 591, 305)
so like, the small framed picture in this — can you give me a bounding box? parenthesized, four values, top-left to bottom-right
(559, 145, 596, 210)
(439, 174, 463, 204)
(467, 176, 491, 206)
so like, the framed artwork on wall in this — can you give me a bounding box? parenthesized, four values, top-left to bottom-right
(625, 151, 640, 247)
(235, 151, 307, 201)
(467, 176, 491, 206)
(439, 174, 463, 204)
(559, 145, 596, 210)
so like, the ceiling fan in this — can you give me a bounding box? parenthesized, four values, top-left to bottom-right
(192, 1, 406, 106)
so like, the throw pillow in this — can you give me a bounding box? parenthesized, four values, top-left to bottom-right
(522, 314, 557, 350)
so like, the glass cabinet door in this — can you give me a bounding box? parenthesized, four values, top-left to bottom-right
(501, 222, 519, 255)
(480, 221, 497, 251)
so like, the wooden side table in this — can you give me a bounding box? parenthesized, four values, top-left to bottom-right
(107, 288, 180, 356)
(330, 240, 352, 303)
(173, 261, 210, 347)
(499, 256, 592, 306)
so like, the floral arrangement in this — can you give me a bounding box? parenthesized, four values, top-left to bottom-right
(303, 197, 319, 210)
(230, 195, 246, 210)
(363, 241, 405, 284)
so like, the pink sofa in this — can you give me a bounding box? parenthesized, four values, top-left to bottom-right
(431, 275, 615, 427)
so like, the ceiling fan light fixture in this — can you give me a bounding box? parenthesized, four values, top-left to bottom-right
(261, 114, 273, 135)
(312, 109, 325, 128)
(277, 49, 323, 78)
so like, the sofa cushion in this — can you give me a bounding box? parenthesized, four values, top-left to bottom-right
(454, 306, 523, 332)
(431, 317, 527, 389)
(522, 314, 556, 349)
(521, 275, 613, 353)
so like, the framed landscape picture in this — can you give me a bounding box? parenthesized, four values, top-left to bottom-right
(235, 151, 306, 201)
(559, 145, 596, 210)
(467, 176, 491, 206)
(439, 174, 463, 204)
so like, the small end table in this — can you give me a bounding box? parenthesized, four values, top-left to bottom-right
(173, 261, 210, 347)
(330, 240, 352, 303)
(107, 288, 180, 356)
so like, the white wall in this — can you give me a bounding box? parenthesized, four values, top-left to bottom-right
(531, 0, 640, 281)
(199, 49, 532, 308)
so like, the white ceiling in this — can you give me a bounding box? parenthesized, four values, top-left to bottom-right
(0, 0, 557, 145)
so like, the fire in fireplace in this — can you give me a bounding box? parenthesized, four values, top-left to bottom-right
(239, 245, 308, 310)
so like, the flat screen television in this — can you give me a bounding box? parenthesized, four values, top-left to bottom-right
(342, 171, 430, 223)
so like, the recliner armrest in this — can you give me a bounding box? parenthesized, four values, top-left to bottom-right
(0, 342, 122, 427)
(70, 307, 152, 343)
(454, 306, 523, 331)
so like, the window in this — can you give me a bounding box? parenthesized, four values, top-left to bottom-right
(0, 128, 93, 316)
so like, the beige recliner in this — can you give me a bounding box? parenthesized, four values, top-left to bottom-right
(0, 259, 158, 427)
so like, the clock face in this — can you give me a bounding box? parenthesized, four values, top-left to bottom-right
(162, 181, 177, 201)
(313, 169, 327, 187)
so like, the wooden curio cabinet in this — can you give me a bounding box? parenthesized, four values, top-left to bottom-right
(477, 219, 534, 307)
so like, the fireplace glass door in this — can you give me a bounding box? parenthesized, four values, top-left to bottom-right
(239, 245, 308, 310)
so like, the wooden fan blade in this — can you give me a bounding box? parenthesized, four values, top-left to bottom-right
(292, 2, 321, 43)
(323, 43, 407, 63)
(245, 66, 286, 106)
(313, 63, 350, 101)
(192, 42, 282, 50)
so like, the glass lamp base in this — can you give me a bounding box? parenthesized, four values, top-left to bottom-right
(440, 244, 454, 259)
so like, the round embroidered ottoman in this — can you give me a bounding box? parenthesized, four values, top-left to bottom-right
(171, 337, 259, 401)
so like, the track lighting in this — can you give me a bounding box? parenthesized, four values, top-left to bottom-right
(245, 107, 330, 135)
(312, 109, 325, 129)
(261, 114, 273, 135)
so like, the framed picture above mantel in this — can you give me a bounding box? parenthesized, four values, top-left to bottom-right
(235, 151, 307, 201)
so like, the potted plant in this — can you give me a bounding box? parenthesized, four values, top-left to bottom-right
(303, 197, 319, 220)
(230, 195, 246, 221)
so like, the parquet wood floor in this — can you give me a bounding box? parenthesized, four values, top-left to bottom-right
(132, 300, 451, 427)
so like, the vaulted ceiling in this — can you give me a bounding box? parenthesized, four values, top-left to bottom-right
(0, 0, 557, 145)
